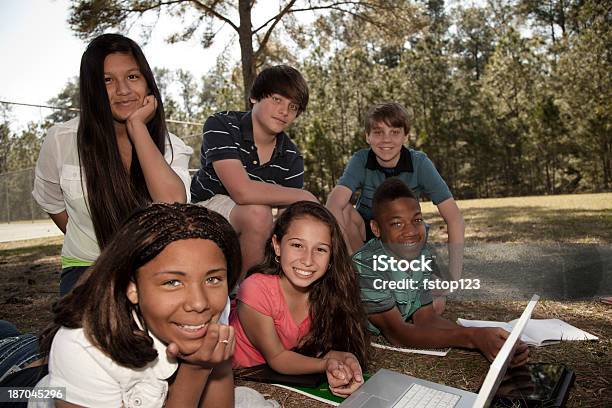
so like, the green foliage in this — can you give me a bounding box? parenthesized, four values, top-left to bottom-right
(555, 1, 612, 190)
(45, 77, 79, 125)
(8, 123, 43, 170)
(517, 0, 584, 42)
(1, 122, 44, 173)
(0, 123, 10, 174)
(294, 45, 380, 199)
(67, 0, 424, 106)
(289, 0, 610, 198)
(7, 0, 609, 201)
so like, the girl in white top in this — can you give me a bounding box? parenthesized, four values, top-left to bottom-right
(32, 34, 192, 295)
(33, 203, 241, 408)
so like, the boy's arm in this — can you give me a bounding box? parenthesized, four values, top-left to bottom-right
(412, 304, 459, 330)
(369, 305, 476, 349)
(212, 159, 317, 206)
(436, 198, 465, 280)
(369, 305, 523, 363)
(412, 306, 529, 366)
(437, 198, 465, 244)
(414, 153, 465, 279)
(326, 185, 353, 211)
(325, 185, 355, 237)
(327, 150, 366, 213)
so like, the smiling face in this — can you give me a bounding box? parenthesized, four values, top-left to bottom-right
(272, 216, 332, 293)
(366, 120, 407, 168)
(103, 52, 148, 123)
(126, 238, 228, 355)
(371, 197, 426, 260)
(251, 93, 300, 137)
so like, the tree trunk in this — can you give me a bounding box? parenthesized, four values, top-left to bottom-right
(238, 0, 256, 109)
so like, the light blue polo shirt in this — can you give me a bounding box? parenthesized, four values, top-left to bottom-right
(338, 147, 452, 223)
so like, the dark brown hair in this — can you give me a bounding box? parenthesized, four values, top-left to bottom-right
(365, 102, 411, 134)
(78, 33, 169, 249)
(249, 65, 309, 114)
(247, 201, 369, 367)
(40, 203, 241, 369)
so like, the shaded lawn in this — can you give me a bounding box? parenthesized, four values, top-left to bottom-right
(1, 194, 611, 407)
(0, 236, 62, 332)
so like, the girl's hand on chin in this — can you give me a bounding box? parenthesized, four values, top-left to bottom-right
(127, 94, 157, 127)
(166, 323, 235, 369)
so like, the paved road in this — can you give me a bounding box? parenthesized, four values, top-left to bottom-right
(0, 221, 63, 243)
(431, 243, 612, 300)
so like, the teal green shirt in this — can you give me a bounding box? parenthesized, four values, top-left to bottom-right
(352, 239, 434, 335)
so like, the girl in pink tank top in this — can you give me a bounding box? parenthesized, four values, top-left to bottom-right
(230, 201, 370, 398)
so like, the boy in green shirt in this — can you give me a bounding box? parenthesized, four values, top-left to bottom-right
(352, 178, 528, 365)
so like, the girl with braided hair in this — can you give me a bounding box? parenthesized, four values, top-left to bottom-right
(230, 201, 370, 398)
(33, 203, 241, 407)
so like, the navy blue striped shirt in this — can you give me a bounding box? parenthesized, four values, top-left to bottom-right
(190, 111, 304, 203)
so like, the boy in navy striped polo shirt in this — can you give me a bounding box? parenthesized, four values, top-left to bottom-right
(191, 65, 317, 279)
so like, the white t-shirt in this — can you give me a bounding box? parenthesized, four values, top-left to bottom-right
(32, 117, 193, 265)
(29, 298, 231, 408)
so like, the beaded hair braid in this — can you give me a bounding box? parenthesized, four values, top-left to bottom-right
(123, 203, 241, 289)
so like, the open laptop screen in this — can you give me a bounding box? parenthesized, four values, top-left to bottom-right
(473, 294, 540, 408)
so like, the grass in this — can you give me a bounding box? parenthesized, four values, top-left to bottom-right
(1, 194, 611, 407)
(422, 192, 612, 244)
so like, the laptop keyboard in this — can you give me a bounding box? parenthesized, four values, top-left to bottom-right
(393, 383, 460, 408)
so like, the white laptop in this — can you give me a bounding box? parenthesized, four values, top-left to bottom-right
(339, 294, 540, 408)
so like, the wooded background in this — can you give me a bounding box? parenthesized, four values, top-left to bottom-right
(1, 0, 610, 202)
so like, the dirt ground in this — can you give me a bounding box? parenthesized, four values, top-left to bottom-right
(1, 193, 611, 407)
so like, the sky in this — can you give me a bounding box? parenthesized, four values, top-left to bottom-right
(0, 0, 239, 131)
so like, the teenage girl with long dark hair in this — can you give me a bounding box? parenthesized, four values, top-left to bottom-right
(230, 201, 369, 397)
(33, 34, 192, 295)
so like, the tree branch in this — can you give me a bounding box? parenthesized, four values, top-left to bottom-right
(252, 0, 376, 34)
(187, 0, 238, 31)
(253, 0, 297, 60)
(116, 0, 238, 31)
(120, 0, 185, 13)
(253, 0, 393, 59)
